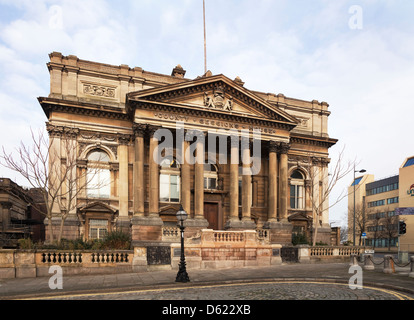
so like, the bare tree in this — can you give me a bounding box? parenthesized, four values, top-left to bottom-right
(367, 209, 382, 249)
(380, 210, 399, 251)
(348, 203, 365, 246)
(305, 147, 356, 246)
(1, 126, 105, 244)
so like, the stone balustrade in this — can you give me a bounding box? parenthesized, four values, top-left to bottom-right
(0, 249, 134, 278)
(162, 226, 180, 242)
(309, 246, 362, 258)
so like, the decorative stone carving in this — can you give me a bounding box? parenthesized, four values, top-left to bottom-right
(204, 86, 233, 111)
(133, 123, 147, 138)
(118, 134, 132, 145)
(268, 141, 278, 153)
(46, 123, 80, 138)
(278, 142, 291, 154)
(83, 83, 116, 98)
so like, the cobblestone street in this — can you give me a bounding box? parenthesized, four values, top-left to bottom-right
(2, 262, 413, 301)
(40, 280, 414, 300)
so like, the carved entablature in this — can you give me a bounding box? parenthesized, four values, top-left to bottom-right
(46, 123, 80, 138)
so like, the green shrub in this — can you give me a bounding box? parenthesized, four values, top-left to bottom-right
(18, 238, 34, 249)
(100, 230, 131, 250)
(292, 233, 308, 246)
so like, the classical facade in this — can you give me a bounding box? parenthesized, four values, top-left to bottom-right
(38, 52, 337, 246)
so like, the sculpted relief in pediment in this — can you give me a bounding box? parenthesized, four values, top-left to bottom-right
(203, 86, 233, 111)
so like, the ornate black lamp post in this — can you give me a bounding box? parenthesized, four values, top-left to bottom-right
(175, 205, 190, 283)
(353, 165, 366, 246)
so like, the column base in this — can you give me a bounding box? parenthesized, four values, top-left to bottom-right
(264, 220, 293, 245)
(183, 218, 209, 239)
(131, 215, 163, 243)
(115, 216, 131, 232)
(225, 218, 256, 230)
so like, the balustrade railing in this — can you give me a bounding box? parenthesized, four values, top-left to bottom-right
(309, 246, 363, 257)
(214, 231, 244, 242)
(256, 229, 270, 243)
(162, 226, 180, 241)
(90, 252, 129, 263)
(38, 251, 131, 264)
(41, 252, 82, 264)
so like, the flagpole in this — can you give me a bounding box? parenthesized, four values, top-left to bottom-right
(203, 0, 207, 74)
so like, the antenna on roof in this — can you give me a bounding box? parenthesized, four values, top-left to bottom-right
(203, 0, 207, 74)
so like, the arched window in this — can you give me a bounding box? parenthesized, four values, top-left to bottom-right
(290, 170, 305, 210)
(86, 149, 111, 199)
(204, 163, 218, 190)
(160, 157, 180, 203)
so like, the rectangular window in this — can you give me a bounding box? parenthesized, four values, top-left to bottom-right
(160, 174, 180, 203)
(387, 197, 399, 204)
(87, 168, 110, 199)
(89, 219, 108, 240)
(204, 177, 217, 190)
(368, 199, 385, 208)
(290, 185, 304, 209)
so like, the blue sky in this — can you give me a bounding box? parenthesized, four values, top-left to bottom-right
(1, 0, 413, 226)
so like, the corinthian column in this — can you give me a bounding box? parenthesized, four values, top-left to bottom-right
(225, 135, 241, 229)
(133, 124, 146, 217)
(194, 134, 205, 219)
(181, 139, 191, 215)
(131, 125, 163, 243)
(267, 141, 278, 222)
(278, 142, 290, 222)
(148, 126, 160, 218)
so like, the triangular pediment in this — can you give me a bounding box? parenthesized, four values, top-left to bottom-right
(127, 74, 299, 128)
(288, 211, 311, 222)
(78, 201, 118, 214)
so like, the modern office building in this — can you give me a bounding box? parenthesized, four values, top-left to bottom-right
(348, 156, 414, 251)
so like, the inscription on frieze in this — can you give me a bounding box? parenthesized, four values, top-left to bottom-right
(152, 111, 277, 135)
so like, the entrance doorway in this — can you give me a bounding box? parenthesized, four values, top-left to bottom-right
(204, 202, 219, 230)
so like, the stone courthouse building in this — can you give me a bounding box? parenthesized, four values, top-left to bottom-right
(38, 52, 337, 247)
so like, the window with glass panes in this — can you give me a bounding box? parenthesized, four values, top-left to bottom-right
(86, 150, 111, 199)
(159, 158, 180, 203)
(290, 170, 305, 209)
(204, 163, 218, 190)
(89, 219, 108, 240)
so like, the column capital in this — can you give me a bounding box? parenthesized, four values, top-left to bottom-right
(278, 142, 290, 154)
(268, 141, 278, 153)
(118, 134, 132, 145)
(147, 125, 161, 137)
(0, 201, 12, 209)
(132, 123, 147, 138)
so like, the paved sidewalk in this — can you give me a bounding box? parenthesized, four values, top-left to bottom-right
(1, 261, 413, 299)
